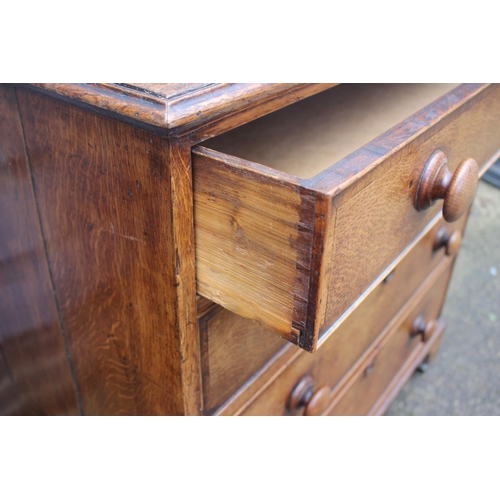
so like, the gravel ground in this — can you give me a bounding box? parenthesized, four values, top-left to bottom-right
(386, 180, 500, 416)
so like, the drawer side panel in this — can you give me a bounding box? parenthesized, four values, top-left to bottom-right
(193, 148, 318, 344)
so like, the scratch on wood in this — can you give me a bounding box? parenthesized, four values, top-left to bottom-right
(109, 222, 145, 243)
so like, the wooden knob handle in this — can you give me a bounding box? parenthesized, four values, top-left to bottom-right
(411, 315, 436, 342)
(433, 227, 462, 256)
(288, 375, 314, 411)
(415, 150, 478, 222)
(304, 386, 330, 416)
(288, 375, 331, 416)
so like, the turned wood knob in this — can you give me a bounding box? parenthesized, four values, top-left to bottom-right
(410, 315, 436, 342)
(433, 227, 462, 256)
(288, 375, 331, 416)
(415, 150, 478, 222)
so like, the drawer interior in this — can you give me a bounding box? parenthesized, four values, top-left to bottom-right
(198, 303, 287, 415)
(194, 83, 500, 352)
(202, 83, 458, 179)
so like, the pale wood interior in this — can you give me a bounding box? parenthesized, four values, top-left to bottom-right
(203, 83, 458, 179)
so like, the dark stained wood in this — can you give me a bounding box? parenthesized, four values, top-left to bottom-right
(167, 137, 203, 415)
(303, 386, 331, 416)
(124, 83, 212, 98)
(15, 87, 198, 415)
(2, 81, 496, 417)
(193, 83, 500, 352)
(287, 374, 314, 412)
(24, 83, 209, 134)
(25, 83, 337, 141)
(199, 304, 287, 414)
(288, 376, 333, 416)
(433, 227, 462, 255)
(0, 85, 80, 415)
(183, 84, 338, 143)
(415, 150, 478, 222)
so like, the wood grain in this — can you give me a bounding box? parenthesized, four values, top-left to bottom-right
(16, 88, 196, 415)
(199, 304, 287, 414)
(370, 319, 446, 416)
(415, 149, 479, 222)
(193, 147, 318, 345)
(167, 138, 203, 415)
(25, 83, 336, 141)
(196, 295, 218, 318)
(0, 85, 80, 415)
(3, 81, 496, 416)
(326, 268, 452, 416)
(215, 342, 303, 416)
(221, 213, 463, 415)
(240, 261, 454, 416)
(318, 84, 500, 342)
(194, 83, 500, 351)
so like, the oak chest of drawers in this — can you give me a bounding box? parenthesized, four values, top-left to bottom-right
(1, 83, 499, 415)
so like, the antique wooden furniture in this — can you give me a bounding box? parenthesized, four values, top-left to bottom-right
(1, 83, 499, 415)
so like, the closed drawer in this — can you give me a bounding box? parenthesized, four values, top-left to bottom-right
(240, 262, 453, 416)
(193, 83, 500, 351)
(212, 213, 466, 415)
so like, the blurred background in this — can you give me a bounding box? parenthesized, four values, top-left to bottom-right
(387, 170, 500, 416)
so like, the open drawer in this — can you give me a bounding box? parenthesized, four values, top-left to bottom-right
(193, 83, 500, 352)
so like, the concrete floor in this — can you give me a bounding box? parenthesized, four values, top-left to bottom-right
(387, 180, 500, 415)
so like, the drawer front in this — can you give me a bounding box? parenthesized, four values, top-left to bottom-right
(327, 308, 445, 417)
(369, 318, 446, 416)
(240, 263, 453, 416)
(194, 84, 500, 351)
(214, 213, 465, 415)
(343, 212, 467, 347)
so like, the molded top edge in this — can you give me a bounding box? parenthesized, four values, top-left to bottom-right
(28, 83, 336, 137)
